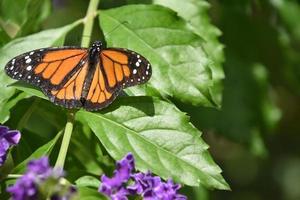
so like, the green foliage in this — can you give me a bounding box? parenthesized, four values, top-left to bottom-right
(100, 5, 221, 107)
(77, 187, 108, 200)
(0, 21, 81, 123)
(154, 0, 224, 106)
(77, 97, 229, 189)
(12, 131, 63, 174)
(0, 0, 51, 37)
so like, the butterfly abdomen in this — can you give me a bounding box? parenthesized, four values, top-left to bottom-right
(81, 43, 102, 100)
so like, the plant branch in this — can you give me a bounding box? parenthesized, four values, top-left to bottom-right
(81, 0, 100, 47)
(55, 112, 75, 168)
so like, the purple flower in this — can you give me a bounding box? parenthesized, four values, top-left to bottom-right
(7, 173, 38, 200)
(7, 157, 75, 200)
(0, 125, 21, 166)
(153, 179, 187, 200)
(99, 153, 134, 200)
(130, 172, 187, 200)
(99, 153, 187, 200)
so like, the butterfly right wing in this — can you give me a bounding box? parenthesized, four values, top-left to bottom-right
(83, 48, 151, 111)
(83, 61, 116, 110)
(5, 47, 89, 108)
(5, 47, 88, 91)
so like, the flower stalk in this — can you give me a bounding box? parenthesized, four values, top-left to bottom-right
(55, 112, 74, 168)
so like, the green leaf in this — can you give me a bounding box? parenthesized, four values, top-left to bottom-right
(0, 92, 30, 123)
(12, 130, 62, 174)
(0, 27, 10, 47)
(77, 187, 108, 200)
(99, 5, 219, 107)
(10, 82, 47, 100)
(0, 20, 82, 123)
(75, 176, 101, 189)
(0, 0, 51, 37)
(76, 97, 229, 190)
(153, 0, 225, 106)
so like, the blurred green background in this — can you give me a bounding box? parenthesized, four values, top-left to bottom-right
(2, 0, 300, 200)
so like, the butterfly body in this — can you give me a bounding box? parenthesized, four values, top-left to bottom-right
(5, 41, 151, 111)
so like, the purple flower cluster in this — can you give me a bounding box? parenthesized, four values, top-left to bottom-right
(99, 153, 187, 200)
(0, 125, 21, 166)
(7, 157, 76, 200)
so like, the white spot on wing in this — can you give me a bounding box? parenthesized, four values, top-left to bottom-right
(26, 65, 32, 71)
(30, 51, 34, 55)
(25, 58, 31, 64)
(25, 56, 30, 59)
(12, 59, 15, 64)
(133, 69, 137, 74)
(146, 71, 149, 75)
(135, 62, 140, 67)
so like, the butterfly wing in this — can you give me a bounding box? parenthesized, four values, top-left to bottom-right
(5, 46, 151, 111)
(48, 60, 89, 108)
(5, 47, 89, 108)
(83, 48, 152, 110)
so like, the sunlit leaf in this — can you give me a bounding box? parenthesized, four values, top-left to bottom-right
(100, 5, 219, 107)
(76, 97, 229, 190)
(77, 187, 108, 200)
(154, 0, 225, 106)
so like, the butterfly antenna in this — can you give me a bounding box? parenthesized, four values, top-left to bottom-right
(103, 21, 129, 38)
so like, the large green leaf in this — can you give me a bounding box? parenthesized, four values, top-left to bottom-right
(76, 97, 229, 190)
(0, 0, 51, 37)
(153, 0, 225, 106)
(99, 5, 219, 107)
(0, 92, 30, 123)
(0, 20, 81, 123)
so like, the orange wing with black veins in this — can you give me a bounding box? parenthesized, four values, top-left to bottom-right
(83, 48, 151, 110)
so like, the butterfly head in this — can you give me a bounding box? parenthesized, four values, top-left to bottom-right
(91, 41, 104, 52)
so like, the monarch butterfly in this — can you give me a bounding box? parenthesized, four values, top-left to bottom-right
(4, 41, 152, 111)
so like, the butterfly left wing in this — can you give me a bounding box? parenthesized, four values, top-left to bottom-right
(83, 48, 152, 111)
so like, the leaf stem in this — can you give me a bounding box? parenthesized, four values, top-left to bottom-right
(6, 174, 22, 179)
(81, 0, 100, 47)
(54, 112, 74, 168)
